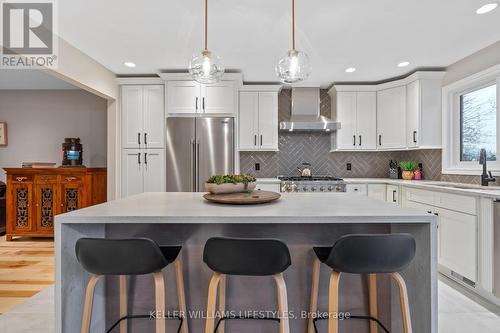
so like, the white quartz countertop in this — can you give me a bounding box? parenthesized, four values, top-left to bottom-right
(56, 192, 435, 224)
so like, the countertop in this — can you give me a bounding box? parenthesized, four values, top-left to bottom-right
(257, 177, 500, 198)
(56, 192, 434, 224)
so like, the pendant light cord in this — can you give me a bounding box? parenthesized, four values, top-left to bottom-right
(204, 0, 208, 51)
(292, 0, 295, 50)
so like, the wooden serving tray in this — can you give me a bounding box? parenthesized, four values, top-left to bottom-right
(203, 191, 281, 205)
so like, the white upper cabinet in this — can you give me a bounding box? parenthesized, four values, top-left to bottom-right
(122, 85, 165, 149)
(238, 86, 280, 151)
(334, 91, 376, 150)
(166, 81, 200, 114)
(406, 76, 444, 148)
(201, 81, 235, 114)
(377, 86, 406, 149)
(332, 71, 444, 151)
(166, 79, 236, 115)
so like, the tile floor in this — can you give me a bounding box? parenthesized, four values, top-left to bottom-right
(0, 278, 499, 332)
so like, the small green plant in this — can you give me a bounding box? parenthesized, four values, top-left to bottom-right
(400, 161, 417, 171)
(206, 174, 256, 185)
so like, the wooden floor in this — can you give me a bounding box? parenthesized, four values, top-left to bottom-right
(0, 235, 54, 314)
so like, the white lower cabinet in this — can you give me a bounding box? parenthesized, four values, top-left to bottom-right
(437, 207, 477, 282)
(403, 186, 478, 283)
(386, 185, 399, 204)
(121, 149, 165, 197)
(367, 184, 387, 201)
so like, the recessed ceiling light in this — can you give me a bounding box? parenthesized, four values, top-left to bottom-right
(476, 3, 498, 14)
(398, 61, 410, 68)
(345, 67, 356, 73)
(124, 62, 136, 68)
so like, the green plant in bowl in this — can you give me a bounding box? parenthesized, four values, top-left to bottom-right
(400, 161, 417, 180)
(205, 174, 257, 194)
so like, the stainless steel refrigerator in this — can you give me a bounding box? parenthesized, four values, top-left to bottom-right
(166, 117, 234, 192)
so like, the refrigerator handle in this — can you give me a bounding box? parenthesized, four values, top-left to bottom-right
(191, 139, 196, 192)
(196, 139, 200, 191)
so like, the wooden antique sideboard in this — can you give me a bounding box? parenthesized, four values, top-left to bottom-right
(3, 167, 106, 240)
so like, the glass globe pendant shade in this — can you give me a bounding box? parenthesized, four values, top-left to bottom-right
(275, 49, 311, 84)
(189, 50, 224, 84)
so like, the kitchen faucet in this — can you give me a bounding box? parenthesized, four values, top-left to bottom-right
(479, 148, 496, 186)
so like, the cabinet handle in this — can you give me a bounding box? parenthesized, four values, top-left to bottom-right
(138, 153, 141, 165)
(138, 132, 141, 145)
(202, 97, 205, 112)
(392, 190, 397, 202)
(144, 152, 148, 165)
(379, 134, 382, 146)
(65, 177, 77, 182)
(144, 133, 147, 145)
(413, 131, 417, 144)
(195, 97, 199, 112)
(260, 135, 263, 146)
(16, 177, 27, 182)
(353, 135, 356, 146)
(254, 134, 257, 146)
(359, 135, 362, 146)
(427, 211, 432, 214)
(433, 212, 439, 216)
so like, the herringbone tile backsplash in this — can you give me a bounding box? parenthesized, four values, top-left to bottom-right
(240, 89, 445, 180)
(241, 89, 494, 184)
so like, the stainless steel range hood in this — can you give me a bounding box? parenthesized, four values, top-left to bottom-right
(279, 87, 340, 132)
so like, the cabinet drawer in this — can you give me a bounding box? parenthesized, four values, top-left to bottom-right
(255, 183, 280, 192)
(406, 188, 435, 206)
(346, 184, 367, 195)
(35, 175, 57, 183)
(435, 192, 477, 215)
(61, 175, 84, 184)
(11, 175, 34, 183)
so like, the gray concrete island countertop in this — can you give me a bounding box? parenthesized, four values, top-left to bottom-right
(55, 192, 437, 333)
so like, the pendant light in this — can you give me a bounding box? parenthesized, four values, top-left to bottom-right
(276, 0, 311, 83)
(189, 0, 224, 84)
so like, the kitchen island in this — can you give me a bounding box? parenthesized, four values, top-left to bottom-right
(55, 192, 437, 333)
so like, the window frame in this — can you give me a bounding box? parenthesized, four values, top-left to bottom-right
(443, 64, 500, 175)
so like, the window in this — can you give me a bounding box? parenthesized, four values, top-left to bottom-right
(442, 64, 500, 175)
(460, 84, 497, 162)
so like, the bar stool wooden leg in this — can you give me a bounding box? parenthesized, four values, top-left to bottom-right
(390, 272, 413, 333)
(273, 273, 290, 333)
(307, 257, 321, 333)
(81, 274, 100, 333)
(119, 275, 128, 333)
(153, 271, 166, 333)
(174, 259, 189, 333)
(205, 272, 222, 333)
(328, 271, 341, 333)
(217, 275, 226, 333)
(367, 274, 378, 333)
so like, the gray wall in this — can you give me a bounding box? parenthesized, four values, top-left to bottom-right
(443, 40, 500, 86)
(0, 90, 107, 182)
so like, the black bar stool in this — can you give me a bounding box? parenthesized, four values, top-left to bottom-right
(203, 237, 292, 333)
(307, 234, 416, 333)
(75, 238, 189, 333)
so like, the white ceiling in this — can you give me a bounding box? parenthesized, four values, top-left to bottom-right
(0, 70, 79, 90)
(58, 0, 500, 86)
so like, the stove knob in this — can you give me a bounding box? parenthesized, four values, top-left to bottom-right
(335, 186, 343, 192)
(328, 186, 333, 191)
(319, 186, 325, 192)
(302, 187, 308, 192)
(311, 186, 317, 192)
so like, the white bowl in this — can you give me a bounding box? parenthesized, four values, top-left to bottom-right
(205, 182, 256, 194)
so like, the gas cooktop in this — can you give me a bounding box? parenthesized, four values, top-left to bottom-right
(278, 176, 346, 192)
(278, 176, 344, 182)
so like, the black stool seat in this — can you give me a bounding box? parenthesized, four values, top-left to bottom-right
(76, 238, 181, 276)
(314, 234, 416, 274)
(203, 237, 291, 276)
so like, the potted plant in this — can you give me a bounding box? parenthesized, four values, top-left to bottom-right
(205, 174, 257, 194)
(400, 161, 417, 180)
